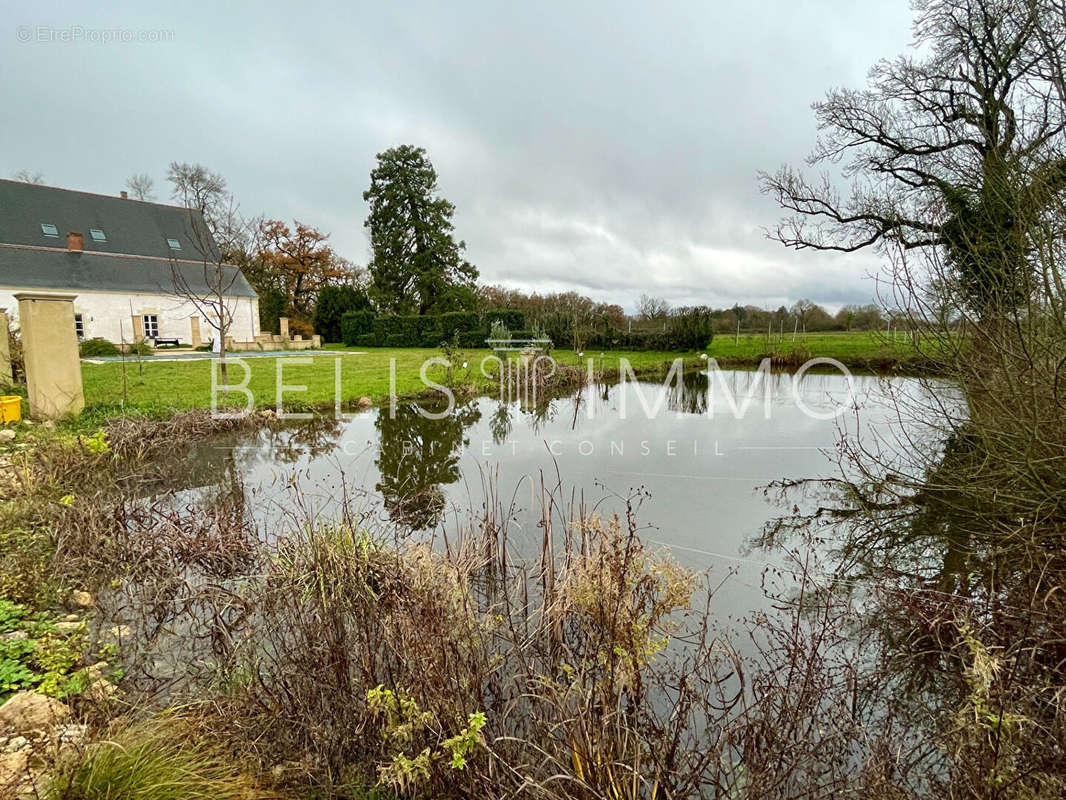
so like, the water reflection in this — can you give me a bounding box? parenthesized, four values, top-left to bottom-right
(375, 400, 481, 529)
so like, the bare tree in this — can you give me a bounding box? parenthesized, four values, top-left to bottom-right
(168, 196, 251, 387)
(11, 169, 44, 184)
(124, 173, 156, 201)
(167, 162, 229, 238)
(760, 0, 1066, 319)
(637, 293, 670, 321)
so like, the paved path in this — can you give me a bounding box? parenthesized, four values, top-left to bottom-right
(83, 350, 366, 364)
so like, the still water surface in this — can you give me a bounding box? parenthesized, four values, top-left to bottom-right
(179, 369, 938, 622)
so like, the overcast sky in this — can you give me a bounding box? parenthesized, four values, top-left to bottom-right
(1, 1, 915, 312)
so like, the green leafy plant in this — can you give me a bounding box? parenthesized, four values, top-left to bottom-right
(441, 712, 486, 770)
(366, 685, 486, 792)
(80, 430, 110, 455)
(0, 600, 88, 700)
(438, 332, 464, 385)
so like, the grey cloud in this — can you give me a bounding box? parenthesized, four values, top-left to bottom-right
(2, 0, 913, 311)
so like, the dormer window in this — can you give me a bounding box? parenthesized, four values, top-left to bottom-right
(89, 228, 106, 242)
(41, 223, 58, 237)
(166, 238, 181, 250)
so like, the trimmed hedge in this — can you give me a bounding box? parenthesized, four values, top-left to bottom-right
(340, 311, 376, 345)
(337, 308, 717, 350)
(483, 309, 525, 330)
(342, 310, 500, 348)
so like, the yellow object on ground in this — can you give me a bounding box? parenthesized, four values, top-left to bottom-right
(0, 395, 22, 423)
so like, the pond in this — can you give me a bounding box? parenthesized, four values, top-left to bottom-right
(178, 367, 941, 625)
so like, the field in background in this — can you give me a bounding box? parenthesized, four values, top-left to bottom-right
(707, 329, 925, 369)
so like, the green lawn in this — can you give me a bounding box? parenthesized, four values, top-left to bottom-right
(79, 348, 697, 414)
(707, 329, 923, 368)
(77, 333, 925, 416)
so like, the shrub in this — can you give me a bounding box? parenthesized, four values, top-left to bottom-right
(488, 319, 511, 353)
(127, 340, 154, 356)
(664, 306, 714, 350)
(341, 312, 496, 348)
(341, 311, 377, 346)
(288, 317, 314, 339)
(315, 285, 372, 343)
(78, 338, 120, 357)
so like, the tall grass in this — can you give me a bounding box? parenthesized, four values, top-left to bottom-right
(40, 717, 256, 800)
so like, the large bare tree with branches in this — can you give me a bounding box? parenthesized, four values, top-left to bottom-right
(761, 0, 1066, 318)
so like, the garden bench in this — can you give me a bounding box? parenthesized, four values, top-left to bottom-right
(152, 338, 180, 348)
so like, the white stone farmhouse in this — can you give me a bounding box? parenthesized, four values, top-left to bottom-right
(0, 179, 259, 346)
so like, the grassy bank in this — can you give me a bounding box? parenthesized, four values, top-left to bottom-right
(706, 329, 931, 371)
(79, 348, 699, 415)
(76, 333, 927, 417)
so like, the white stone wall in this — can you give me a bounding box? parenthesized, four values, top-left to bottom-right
(0, 287, 259, 345)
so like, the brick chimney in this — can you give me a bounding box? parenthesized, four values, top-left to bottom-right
(120, 190, 128, 199)
(67, 232, 83, 252)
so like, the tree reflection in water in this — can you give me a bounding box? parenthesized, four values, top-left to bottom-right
(374, 400, 481, 530)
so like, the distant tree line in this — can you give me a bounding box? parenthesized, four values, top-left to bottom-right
(94, 153, 892, 350)
(705, 300, 891, 334)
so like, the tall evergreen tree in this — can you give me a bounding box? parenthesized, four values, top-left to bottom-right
(363, 145, 478, 314)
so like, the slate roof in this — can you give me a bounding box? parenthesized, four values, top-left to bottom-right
(0, 179, 257, 298)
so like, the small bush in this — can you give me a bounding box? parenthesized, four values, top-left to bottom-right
(488, 319, 511, 352)
(288, 317, 314, 339)
(127, 340, 154, 356)
(78, 338, 120, 357)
